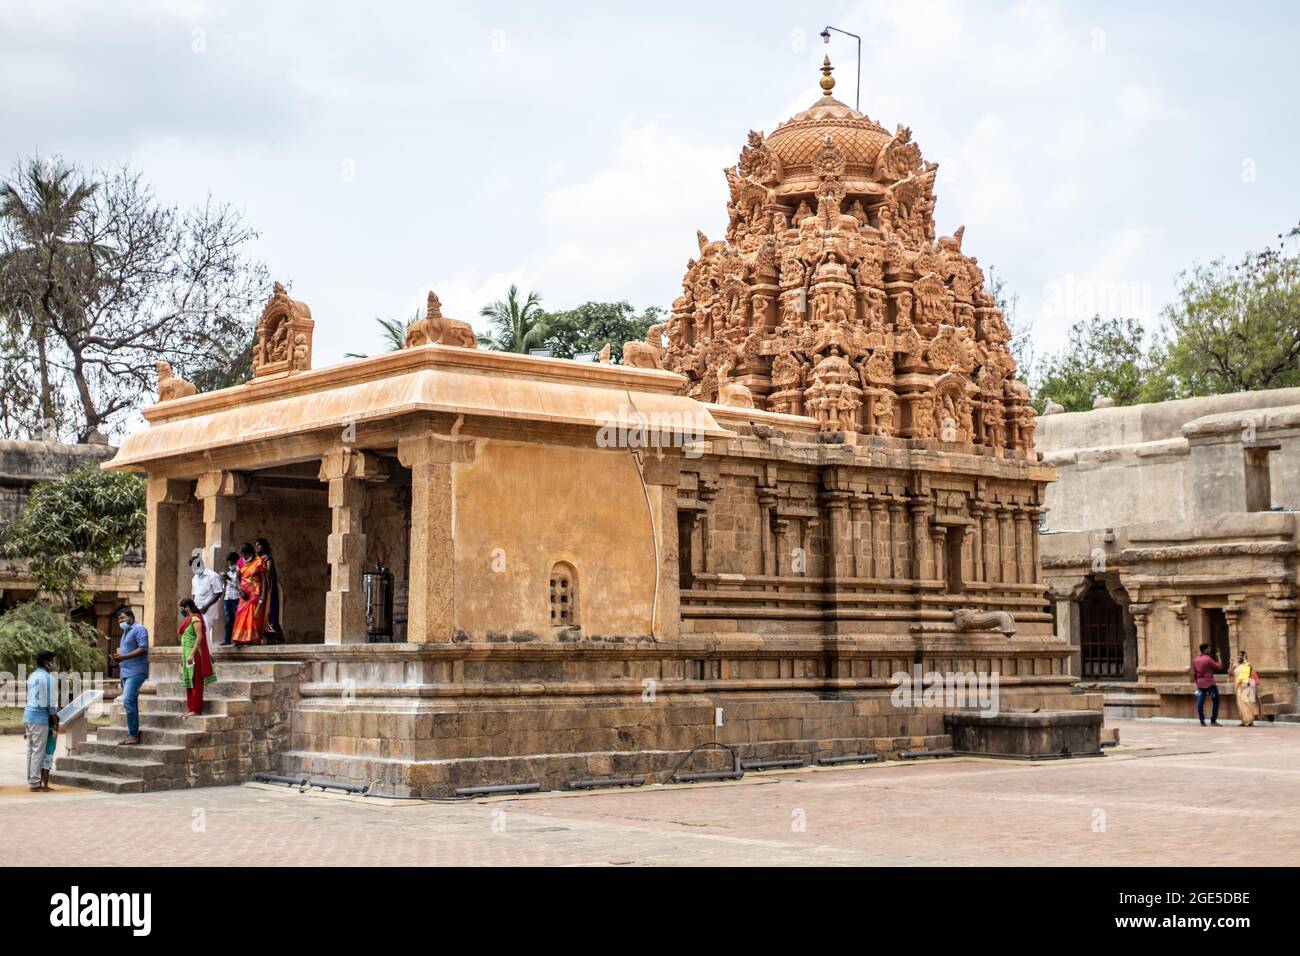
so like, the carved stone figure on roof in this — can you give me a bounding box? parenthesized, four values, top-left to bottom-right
(254, 281, 315, 378)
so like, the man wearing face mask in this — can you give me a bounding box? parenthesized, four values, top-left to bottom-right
(188, 550, 225, 654)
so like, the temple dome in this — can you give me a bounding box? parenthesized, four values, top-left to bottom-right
(768, 96, 891, 168)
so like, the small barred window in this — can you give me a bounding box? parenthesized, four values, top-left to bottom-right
(549, 563, 577, 627)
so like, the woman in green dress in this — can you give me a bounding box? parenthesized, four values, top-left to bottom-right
(179, 598, 217, 717)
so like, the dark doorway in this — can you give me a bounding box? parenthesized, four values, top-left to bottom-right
(1080, 579, 1127, 679)
(1205, 607, 1231, 665)
(678, 512, 695, 590)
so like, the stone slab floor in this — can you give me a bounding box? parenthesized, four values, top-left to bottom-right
(1, 719, 1296, 866)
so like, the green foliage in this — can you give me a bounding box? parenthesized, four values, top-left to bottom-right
(480, 285, 547, 353)
(1160, 225, 1300, 397)
(0, 600, 102, 675)
(1, 464, 145, 608)
(1035, 316, 1173, 413)
(542, 301, 664, 363)
(192, 340, 254, 392)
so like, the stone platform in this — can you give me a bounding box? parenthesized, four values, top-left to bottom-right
(944, 708, 1103, 758)
(57, 643, 1105, 797)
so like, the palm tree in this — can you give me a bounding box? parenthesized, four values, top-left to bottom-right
(0, 158, 99, 437)
(479, 285, 547, 353)
(344, 310, 419, 359)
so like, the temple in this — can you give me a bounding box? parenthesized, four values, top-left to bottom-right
(53, 59, 1103, 797)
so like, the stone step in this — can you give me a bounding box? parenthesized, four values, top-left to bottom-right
(95, 725, 250, 749)
(125, 711, 250, 733)
(111, 696, 253, 717)
(205, 658, 305, 678)
(78, 739, 191, 765)
(49, 768, 145, 794)
(57, 752, 175, 782)
(148, 678, 274, 699)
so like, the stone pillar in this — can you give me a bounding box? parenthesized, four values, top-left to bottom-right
(145, 478, 190, 647)
(999, 507, 1017, 583)
(398, 431, 473, 643)
(848, 499, 866, 577)
(869, 499, 890, 579)
(758, 487, 778, 577)
(1028, 508, 1044, 583)
(641, 454, 682, 641)
(981, 507, 999, 584)
(772, 518, 790, 576)
(194, 471, 248, 576)
(889, 500, 910, 579)
(911, 501, 934, 581)
(822, 492, 854, 581)
(969, 508, 985, 583)
(318, 449, 388, 645)
(931, 527, 948, 590)
(697, 480, 719, 575)
(1014, 509, 1033, 585)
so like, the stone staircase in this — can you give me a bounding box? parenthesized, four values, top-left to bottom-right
(51, 660, 302, 793)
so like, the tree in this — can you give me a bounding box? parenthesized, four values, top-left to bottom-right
(543, 301, 664, 363)
(479, 285, 547, 353)
(0, 156, 269, 441)
(190, 340, 254, 392)
(1035, 315, 1172, 412)
(343, 311, 419, 359)
(0, 600, 102, 675)
(1160, 225, 1300, 397)
(0, 159, 95, 437)
(0, 464, 145, 610)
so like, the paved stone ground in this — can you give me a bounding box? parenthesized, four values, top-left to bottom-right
(1, 718, 1296, 866)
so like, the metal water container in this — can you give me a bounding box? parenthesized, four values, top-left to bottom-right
(363, 564, 394, 642)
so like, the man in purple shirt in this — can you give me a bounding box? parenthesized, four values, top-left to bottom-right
(1192, 643, 1226, 726)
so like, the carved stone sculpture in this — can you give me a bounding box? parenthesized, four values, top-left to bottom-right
(253, 282, 314, 377)
(156, 361, 196, 402)
(953, 608, 1016, 636)
(405, 292, 478, 349)
(623, 323, 667, 370)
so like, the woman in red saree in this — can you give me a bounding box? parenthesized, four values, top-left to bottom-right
(230, 542, 269, 645)
(179, 598, 216, 716)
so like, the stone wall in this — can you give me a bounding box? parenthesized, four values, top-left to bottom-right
(450, 438, 662, 642)
(1037, 388, 1300, 716)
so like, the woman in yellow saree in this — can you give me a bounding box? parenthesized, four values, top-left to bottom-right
(1232, 651, 1260, 727)
(230, 542, 269, 645)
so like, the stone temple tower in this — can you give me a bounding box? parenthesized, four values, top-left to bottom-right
(663, 56, 1037, 457)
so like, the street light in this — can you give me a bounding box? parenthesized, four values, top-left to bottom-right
(819, 25, 861, 112)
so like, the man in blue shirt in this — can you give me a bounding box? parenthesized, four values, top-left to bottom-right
(24, 650, 59, 791)
(112, 608, 149, 745)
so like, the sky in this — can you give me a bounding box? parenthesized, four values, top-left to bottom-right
(2, 0, 1297, 370)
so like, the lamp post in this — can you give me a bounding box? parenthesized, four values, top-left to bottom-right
(819, 25, 861, 111)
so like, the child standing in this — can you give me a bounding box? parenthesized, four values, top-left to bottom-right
(40, 714, 57, 791)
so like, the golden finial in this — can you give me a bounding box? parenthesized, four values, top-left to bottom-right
(820, 55, 836, 97)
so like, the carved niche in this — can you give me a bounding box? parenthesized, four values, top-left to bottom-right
(253, 282, 314, 377)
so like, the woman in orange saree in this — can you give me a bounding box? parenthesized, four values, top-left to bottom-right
(230, 542, 269, 645)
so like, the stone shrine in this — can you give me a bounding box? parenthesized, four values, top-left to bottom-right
(54, 60, 1101, 797)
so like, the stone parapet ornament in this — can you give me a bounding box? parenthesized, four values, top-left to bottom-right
(253, 281, 315, 377)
